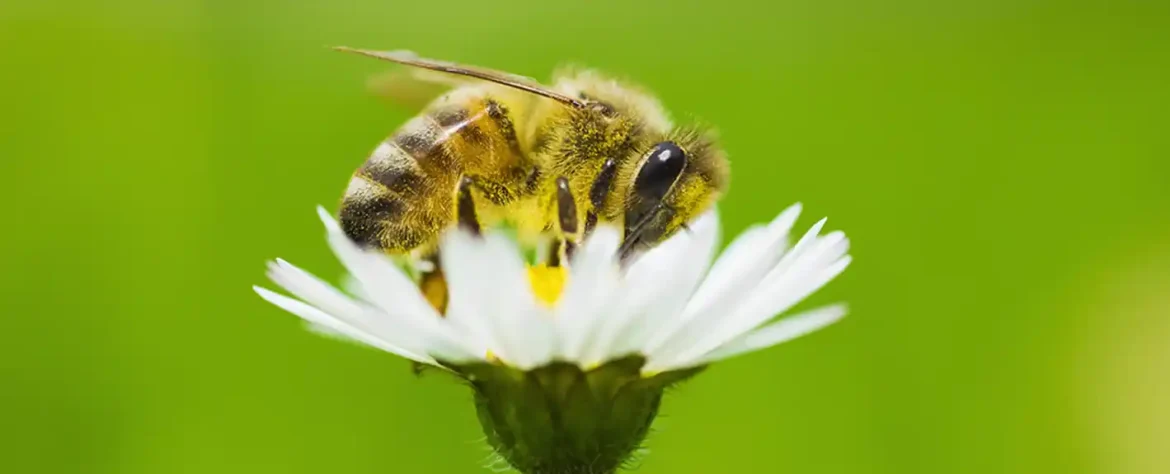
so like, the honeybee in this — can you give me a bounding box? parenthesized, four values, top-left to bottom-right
(335, 47, 729, 267)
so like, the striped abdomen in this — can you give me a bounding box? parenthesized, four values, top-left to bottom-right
(340, 91, 535, 253)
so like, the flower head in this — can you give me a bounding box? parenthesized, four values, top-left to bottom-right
(254, 204, 850, 473)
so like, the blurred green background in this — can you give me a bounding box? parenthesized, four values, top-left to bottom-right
(2, 0, 1168, 473)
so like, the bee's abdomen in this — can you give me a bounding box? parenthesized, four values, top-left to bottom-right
(340, 93, 533, 253)
(341, 112, 462, 252)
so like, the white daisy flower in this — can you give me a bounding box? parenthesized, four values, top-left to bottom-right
(253, 203, 850, 474)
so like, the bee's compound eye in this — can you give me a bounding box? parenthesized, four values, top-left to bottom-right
(634, 141, 687, 200)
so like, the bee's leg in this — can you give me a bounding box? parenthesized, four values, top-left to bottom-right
(550, 176, 579, 266)
(418, 252, 448, 315)
(412, 251, 446, 376)
(457, 176, 481, 236)
(584, 158, 617, 236)
(438, 175, 478, 307)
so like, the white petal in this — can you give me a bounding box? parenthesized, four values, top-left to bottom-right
(691, 202, 803, 313)
(305, 322, 364, 343)
(318, 208, 440, 323)
(254, 286, 436, 364)
(605, 209, 721, 360)
(315, 207, 476, 361)
(439, 230, 503, 361)
(265, 255, 475, 362)
(651, 221, 849, 368)
(688, 304, 847, 367)
(440, 229, 556, 369)
(264, 203, 851, 373)
(671, 225, 767, 311)
(340, 273, 369, 301)
(576, 223, 691, 366)
(745, 237, 851, 324)
(482, 232, 556, 369)
(264, 259, 434, 357)
(643, 203, 801, 357)
(761, 217, 829, 283)
(554, 226, 623, 362)
(267, 258, 367, 324)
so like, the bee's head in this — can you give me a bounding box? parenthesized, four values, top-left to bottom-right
(620, 129, 729, 256)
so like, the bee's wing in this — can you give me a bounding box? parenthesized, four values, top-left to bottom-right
(365, 68, 464, 111)
(335, 47, 587, 109)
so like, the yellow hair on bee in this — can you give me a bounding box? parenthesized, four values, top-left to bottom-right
(337, 50, 730, 263)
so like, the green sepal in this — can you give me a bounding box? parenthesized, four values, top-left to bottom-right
(452, 356, 704, 474)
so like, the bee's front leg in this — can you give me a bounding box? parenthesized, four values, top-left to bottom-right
(420, 177, 475, 316)
(550, 176, 579, 266)
(457, 176, 481, 235)
(584, 158, 617, 237)
(413, 252, 447, 375)
(418, 252, 447, 315)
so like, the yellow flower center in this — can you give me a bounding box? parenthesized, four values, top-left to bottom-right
(527, 264, 567, 307)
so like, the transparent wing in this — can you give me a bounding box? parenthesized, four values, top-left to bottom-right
(364, 68, 463, 111)
(335, 47, 586, 109)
